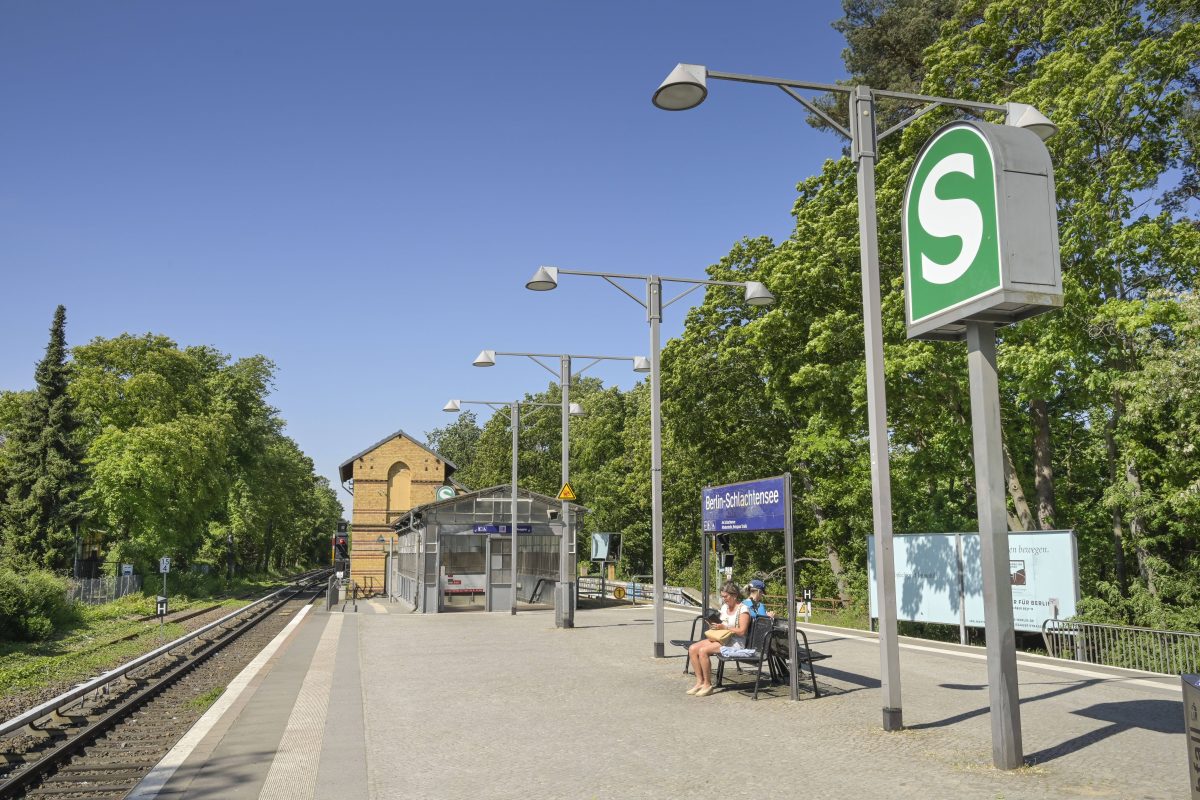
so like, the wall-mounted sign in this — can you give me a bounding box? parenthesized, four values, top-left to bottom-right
(702, 477, 787, 533)
(472, 524, 532, 534)
(903, 120, 1062, 340)
(436, 486, 456, 501)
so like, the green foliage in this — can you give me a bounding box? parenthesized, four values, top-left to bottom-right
(425, 411, 482, 479)
(0, 307, 88, 571)
(0, 568, 79, 641)
(459, 1, 1200, 632)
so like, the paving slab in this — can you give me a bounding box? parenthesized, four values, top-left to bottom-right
(139, 601, 1187, 800)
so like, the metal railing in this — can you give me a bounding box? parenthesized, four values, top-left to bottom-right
(1041, 618, 1200, 675)
(576, 576, 696, 607)
(66, 575, 142, 605)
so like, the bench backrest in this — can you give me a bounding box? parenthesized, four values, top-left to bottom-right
(746, 615, 774, 653)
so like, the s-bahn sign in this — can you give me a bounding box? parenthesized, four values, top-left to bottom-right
(903, 120, 1063, 340)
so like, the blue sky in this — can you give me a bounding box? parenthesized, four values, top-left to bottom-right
(1, 2, 853, 512)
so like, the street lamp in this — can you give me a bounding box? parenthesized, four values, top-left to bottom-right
(474, 349, 650, 628)
(525, 266, 774, 657)
(653, 63, 1055, 764)
(444, 397, 558, 614)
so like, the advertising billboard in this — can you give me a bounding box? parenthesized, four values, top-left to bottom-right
(868, 530, 1078, 633)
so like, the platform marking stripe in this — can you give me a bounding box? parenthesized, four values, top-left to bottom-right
(258, 612, 343, 800)
(126, 603, 314, 800)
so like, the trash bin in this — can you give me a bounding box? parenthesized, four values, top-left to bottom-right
(1183, 674, 1200, 799)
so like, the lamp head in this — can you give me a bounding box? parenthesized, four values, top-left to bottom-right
(443, 399, 461, 413)
(653, 63, 708, 111)
(473, 350, 496, 367)
(569, 402, 584, 417)
(743, 281, 776, 307)
(525, 266, 559, 291)
(632, 356, 652, 373)
(1005, 102, 1058, 141)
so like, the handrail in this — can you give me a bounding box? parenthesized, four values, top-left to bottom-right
(1041, 618, 1200, 675)
(0, 573, 324, 740)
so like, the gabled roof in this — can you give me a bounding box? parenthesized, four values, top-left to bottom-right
(338, 429, 457, 483)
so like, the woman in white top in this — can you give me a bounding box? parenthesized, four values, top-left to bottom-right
(687, 581, 750, 696)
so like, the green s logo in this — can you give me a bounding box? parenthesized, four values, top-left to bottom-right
(905, 126, 1002, 323)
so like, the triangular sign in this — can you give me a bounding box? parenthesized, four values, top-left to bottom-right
(556, 482, 577, 501)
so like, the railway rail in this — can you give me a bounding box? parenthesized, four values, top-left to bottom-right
(0, 569, 331, 799)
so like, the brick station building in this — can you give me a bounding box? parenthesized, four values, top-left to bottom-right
(338, 430, 458, 593)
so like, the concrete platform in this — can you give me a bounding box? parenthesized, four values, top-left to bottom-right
(131, 600, 1188, 799)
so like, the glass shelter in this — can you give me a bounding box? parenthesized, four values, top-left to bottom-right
(389, 485, 586, 614)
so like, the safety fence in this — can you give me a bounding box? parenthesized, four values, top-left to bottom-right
(1041, 618, 1200, 675)
(65, 575, 142, 605)
(577, 576, 696, 606)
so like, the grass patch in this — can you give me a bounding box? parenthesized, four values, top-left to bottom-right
(0, 570, 298, 707)
(189, 685, 225, 711)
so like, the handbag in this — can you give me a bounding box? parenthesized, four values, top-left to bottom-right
(704, 627, 734, 644)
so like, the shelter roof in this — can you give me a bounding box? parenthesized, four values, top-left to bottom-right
(391, 484, 587, 532)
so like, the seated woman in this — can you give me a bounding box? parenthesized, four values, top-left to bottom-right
(742, 579, 775, 619)
(687, 581, 750, 696)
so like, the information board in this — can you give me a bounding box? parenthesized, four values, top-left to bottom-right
(701, 477, 787, 532)
(868, 530, 1078, 633)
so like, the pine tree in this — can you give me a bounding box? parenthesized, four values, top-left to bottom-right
(0, 306, 87, 571)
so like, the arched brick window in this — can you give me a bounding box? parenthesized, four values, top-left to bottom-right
(387, 460, 412, 514)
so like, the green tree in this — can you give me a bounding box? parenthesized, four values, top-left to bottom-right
(0, 306, 87, 570)
(425, 411, 482, 480)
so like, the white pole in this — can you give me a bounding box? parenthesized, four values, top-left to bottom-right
(853, 85, 903, 731)
(511, 401, 520, 615)
(648, 276, 665, 658)
(966, 321, 1023, 768)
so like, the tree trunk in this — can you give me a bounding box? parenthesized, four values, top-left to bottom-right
(1002, 440, 1036, 531)
(1124, 459, 1158, 597)
(1103, 419, 1129, 595)
(798, 468, 851, 607)
(1031, 398, 1056, 529)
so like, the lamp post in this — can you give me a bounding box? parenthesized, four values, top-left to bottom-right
(652, 63, 1054, 763)
(473, 350, 650, 628)
(525, 266, 774, 656)
(444, 398, 558, 614)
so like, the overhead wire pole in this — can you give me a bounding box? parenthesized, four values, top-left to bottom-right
(473, 350, 649, 628)
(525, 266, 774, 657)
(652, 63, 1055, 739)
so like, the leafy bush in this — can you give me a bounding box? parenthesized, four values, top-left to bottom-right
(0, 568, 80, 642)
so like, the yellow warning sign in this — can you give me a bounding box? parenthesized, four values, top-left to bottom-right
(612, 586, 626, 600)
(556, 482, 577, 501)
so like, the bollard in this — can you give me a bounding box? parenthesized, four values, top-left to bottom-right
(1184, 674, 1200, 799)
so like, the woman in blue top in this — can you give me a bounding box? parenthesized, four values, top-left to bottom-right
(742, 579, 775, 620)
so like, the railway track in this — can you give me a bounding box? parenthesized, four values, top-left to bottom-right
(0, 570, 331, 799)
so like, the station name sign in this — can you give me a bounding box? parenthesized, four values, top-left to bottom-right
(473, 524, 532, 534)
(702, 477, 786, 532)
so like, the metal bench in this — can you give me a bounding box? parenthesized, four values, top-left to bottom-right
(669, 614, 712, 674)
(767, 624, 829, 698)
(714, 615, 778, 699)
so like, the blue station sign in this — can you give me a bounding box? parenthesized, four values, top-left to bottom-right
(702, 477, 787, 532)
(472, 524, 532, 534)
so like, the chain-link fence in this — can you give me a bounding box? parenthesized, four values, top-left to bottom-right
(66, 575, 142, 605)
